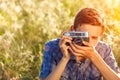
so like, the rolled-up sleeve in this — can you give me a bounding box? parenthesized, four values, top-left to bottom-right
(104, 45, 120, 73)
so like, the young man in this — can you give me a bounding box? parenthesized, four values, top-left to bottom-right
(40, 8, 120, 80)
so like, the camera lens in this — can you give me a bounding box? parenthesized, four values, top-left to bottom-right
(73, 37, 83, 46)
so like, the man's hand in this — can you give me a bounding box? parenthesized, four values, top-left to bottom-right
(44, 35, 73, 80)
(69, 41, 97, 60)
(59, 35, 72, 59)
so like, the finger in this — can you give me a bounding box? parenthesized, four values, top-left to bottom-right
(77, 57, 86, 62)
(73, 51, 84, 56)
(75, 56, 84, 62)
(72, 42, 83, 49)
(82, 41, 92, 47)
(70, 42, 85, 52)
(59, 39, 72, 50)
(68, 46, 84, 56)
(59, 36, 73, 46)
(75, 56, 79, 59)
(68, 47, 74, 54)
(69, 43, 79, 53)
(61, 38, 72, 45)
(72, 42, 89, 50)
(75, 56, 80, 62)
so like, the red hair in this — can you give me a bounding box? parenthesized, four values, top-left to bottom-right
(74, 8, 104, 30)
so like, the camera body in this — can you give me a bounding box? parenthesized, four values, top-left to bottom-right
(63, 31, 89, 46)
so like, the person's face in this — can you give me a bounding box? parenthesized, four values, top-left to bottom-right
(75, 24, 103, 46)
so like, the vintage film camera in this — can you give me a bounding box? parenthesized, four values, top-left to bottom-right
(63, 31, 89, 46)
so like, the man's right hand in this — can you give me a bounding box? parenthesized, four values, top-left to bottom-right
(59, 35, 72, 59)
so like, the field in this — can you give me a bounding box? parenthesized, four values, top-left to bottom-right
(0, 0, 120, 80)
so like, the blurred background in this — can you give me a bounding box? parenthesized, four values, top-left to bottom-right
(0, 0, 120, 80)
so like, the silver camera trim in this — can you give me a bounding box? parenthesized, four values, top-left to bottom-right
(64, 31, 88, 37)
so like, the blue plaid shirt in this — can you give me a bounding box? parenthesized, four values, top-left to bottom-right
(40, 38, 120, 80)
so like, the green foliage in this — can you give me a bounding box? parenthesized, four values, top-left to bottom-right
(0, 0, 120, 80)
